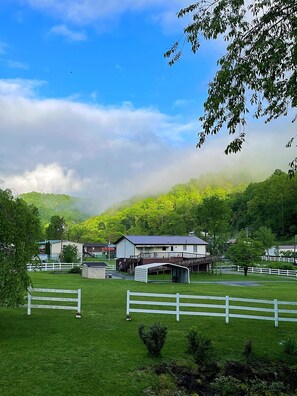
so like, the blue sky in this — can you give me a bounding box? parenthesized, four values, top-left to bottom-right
(0, 1, 294, 212)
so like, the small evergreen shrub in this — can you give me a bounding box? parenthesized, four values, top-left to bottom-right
(186, 327, 214, 365)
(243, 339, 253, 359)
(138, 322, 167, 357)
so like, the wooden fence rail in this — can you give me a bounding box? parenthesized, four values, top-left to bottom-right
(126, 290, 297, 327)
(27, 287, 81, 316)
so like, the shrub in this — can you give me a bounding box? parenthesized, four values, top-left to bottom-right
(138, 323, 167, 357)
(281, 336, 297, 356)
(69, 266, 82, 274)
(186, 327, 214, 365)
(243, 339, 253, 359)
(210, 375, 246, 396)
(249, 379, 286, 395)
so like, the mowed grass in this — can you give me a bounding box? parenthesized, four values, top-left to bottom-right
(1, 271, 297, 395)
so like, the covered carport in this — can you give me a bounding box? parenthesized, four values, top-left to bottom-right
(134, 262, 190, 284)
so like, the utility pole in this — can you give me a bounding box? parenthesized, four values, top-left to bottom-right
(294, 235, 297, 265)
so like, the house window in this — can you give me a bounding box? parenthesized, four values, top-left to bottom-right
(183, 245, 187, 251)
(162, 247, 166, 251)
(193, 245, 197, 253)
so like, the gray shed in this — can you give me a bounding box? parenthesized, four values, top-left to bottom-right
(134, 262, 190, 284)
(82, 262, 107, 279)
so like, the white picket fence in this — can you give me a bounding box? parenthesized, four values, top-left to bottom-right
(27, 262, 116, 272)
(27, 287, 81, 316)
(262, 256, 295, 263)
(27, 262, 80, 272)
(237, 266, 297, 277)
(126, 290, 297, 327)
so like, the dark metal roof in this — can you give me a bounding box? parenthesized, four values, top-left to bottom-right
(83, 243, 106, 247)
(83, 262, 107, 267)
(116, 235, 207, 245)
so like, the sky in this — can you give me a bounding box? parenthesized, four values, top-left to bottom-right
(0, 0, 295, 213)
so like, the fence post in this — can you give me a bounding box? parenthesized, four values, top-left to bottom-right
(27, 287, 32, 316)
(77, 289, 81, 313)
(274, 299, 279, 327)
(176, 293, 180, 322)
(126, 290, 130, 316)
(225, 296, 230, 324)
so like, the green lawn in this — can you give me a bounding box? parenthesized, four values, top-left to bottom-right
(1, 271, 297, 395)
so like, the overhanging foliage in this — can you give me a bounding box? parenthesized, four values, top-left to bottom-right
(165, 0, 296, 167)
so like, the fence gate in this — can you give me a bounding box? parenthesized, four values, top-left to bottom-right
(27, 287, 81, 316)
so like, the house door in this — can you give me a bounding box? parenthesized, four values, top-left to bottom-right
(170, 246, 173, 252)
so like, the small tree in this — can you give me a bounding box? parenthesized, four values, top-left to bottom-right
(195, 195, 231, 255)
(138, 323, 167, 357)
(46, 216, 66, 240)
(61, 244, 79, 263)
(226, 236, 263, 273)
(253, 227, 277, 256)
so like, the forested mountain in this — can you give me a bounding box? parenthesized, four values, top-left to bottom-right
(230, 170, 297, 238)
(20, 170, 297, 247)
(68, 170, 297, 246)
(68, 172, 251, 243)
(20, 192, 89, 226)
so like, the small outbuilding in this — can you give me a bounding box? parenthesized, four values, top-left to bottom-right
(134, 262, 190, 284)
(82, 262, 107, 279)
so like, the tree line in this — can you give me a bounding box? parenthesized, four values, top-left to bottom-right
(64, 169, 297, 250)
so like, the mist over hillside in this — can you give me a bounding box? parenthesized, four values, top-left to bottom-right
(20, 192, 90, 226)
(20, 170, 268, 225)
(20, 169, 297, 246)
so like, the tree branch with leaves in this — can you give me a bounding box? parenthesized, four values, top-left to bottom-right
(165, 0, 297, 172)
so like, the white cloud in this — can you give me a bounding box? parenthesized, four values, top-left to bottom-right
(0, 78, 293, 213)
(0, 79, 45, 97)
(5, 59, 29, 69)
(49, 24, 87, 41)
(3, 163, 90, 195)
(172, 99, 193, 108)
(0, 40, 29, 70)
(0, 78, 193, 209)
(22, 0, 189, 26)
(0, 40, 8, 55)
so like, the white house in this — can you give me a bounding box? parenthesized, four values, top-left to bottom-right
(267, 245, 296, 257)
(38, 240, 83, 261)
(115, 235, 207, 259)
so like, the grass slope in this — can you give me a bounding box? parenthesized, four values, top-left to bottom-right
(1, 272, 297, 395)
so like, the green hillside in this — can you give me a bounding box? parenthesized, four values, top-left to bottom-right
(68, 171, 251, 243)
(20, 170, 297, 247)
(20, 192, 89, 226)
(69, 170, 297, 246)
